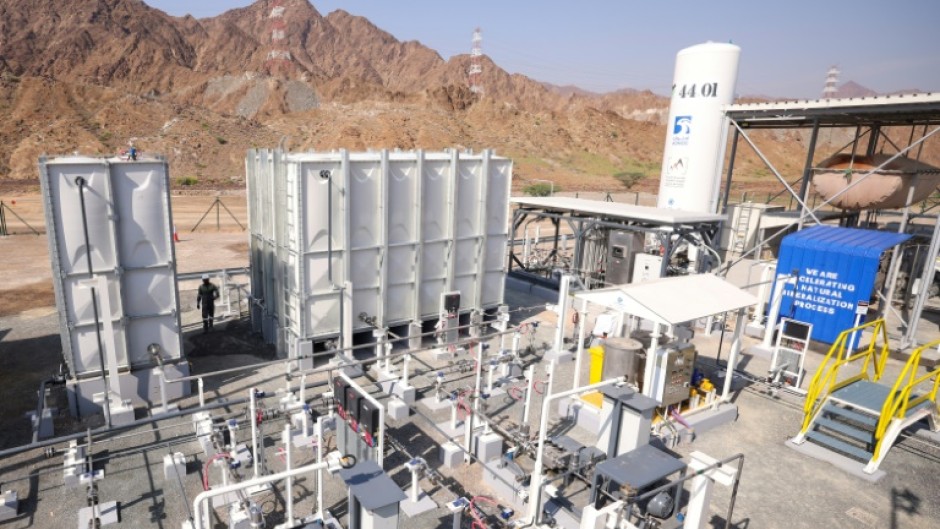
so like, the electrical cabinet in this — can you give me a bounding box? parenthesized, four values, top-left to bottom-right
(359, 399, 381, 447)
(660, 344, 696, 408)
(606, 231, 645, 285)
(632, 253, 663, 284)
(333, 377, 351, 418)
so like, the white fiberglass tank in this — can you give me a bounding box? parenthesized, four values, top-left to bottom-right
(657, 42, 740, 213)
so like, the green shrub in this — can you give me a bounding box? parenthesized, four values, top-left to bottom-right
(523, 182, 558, 197)
(177, 176, 199, 186)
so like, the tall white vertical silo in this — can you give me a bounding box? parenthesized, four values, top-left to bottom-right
(657, 42, 740, 213)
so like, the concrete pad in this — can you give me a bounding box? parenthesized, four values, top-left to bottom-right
(419, 396, 453, 412)
(435, 420, 465, 440)
(400, 492, 437, 517)
(77, 501, 119, 528)
(785, 439, 885, 483)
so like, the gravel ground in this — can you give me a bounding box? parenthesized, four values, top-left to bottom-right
(1, 277, 940, 529)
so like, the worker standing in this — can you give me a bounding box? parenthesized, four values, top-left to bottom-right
(197, 274, 220, 334)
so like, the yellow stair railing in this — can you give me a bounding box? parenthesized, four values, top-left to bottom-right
(800, 319, 891, 433)
(871, 339, 940, 464)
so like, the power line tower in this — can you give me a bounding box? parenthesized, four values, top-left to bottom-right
(822, 65, 840, 98)
(265, 0, 293, 77)
(468, 27, 484, 98)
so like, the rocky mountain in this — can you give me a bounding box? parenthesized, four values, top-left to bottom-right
(0, 0, 935, 195)
(834, 80, 878, 98)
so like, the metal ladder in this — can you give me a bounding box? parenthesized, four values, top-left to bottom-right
(731, 203, 754, 256)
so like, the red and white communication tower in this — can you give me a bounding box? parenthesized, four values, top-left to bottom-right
(266, 0, 293, 77)
(468, 27, 484, 97)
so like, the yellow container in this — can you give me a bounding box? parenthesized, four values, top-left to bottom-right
(582, 346, 606, 408)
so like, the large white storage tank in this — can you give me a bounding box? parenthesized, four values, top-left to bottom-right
(657, 42, 741, 213)
(39, 156, 189, 416)
(246, 149, 513, 358)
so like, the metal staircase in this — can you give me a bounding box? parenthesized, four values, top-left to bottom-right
(792, 319, 940, 474)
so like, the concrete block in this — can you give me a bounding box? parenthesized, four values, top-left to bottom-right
(475, 432, 504, 463)
(440, 442, 462, 469)
(392, 384, 417, 405)
(388, 400, 409, 421)
(162, 452, 187, 482)
(0, 491, 17, 522)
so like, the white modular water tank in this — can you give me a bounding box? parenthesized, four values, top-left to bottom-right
(39, 156, 189, 415)
(246, 149, 513, 358)
(657, 42, 741, 213)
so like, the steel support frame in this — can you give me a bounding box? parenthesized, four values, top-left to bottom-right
(506, 206, 721, 286)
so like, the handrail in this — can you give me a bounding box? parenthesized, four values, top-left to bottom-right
(871, 339, 940, 462)
(800, 319, 890, 433)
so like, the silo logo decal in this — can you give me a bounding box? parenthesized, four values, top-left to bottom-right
(672, 116, 691, 145)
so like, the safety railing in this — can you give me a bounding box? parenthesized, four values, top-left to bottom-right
(800, 319, 891, 433)
(872, 339, 940, 462)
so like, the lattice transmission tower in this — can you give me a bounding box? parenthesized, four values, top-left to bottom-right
(822, 65, 840, 98)
(468, 28, 484, 97)
(266, 0, 294, 77)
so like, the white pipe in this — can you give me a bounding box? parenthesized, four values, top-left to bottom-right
(197, 378, 205, 408)
(465, 341, 485, 462)
(315, 416, 325, 519)
(526, 374, 624, 525)
(192, 460, 331, 529)
(300, 374, 309, 437)
(552, 275, 572, 355)
(762, 274, 795, 349)
(339, 372, 384, 468)
(402, 355, 411, 387)
(282, 424, 294, 525)
(409, 465, 420, 502)
(486, 362, 495, 393)
(572, 301, 588, 390)
(250, 389, 259, 479)
(752, 264, 775, 326)
(642, 324, 662, 399)
(721, 309, 748, 402)
(523, 229, 531, 265)
(451, 400, 459, 430)
(511, 332, 521, 361)
(522, 365, 535, 424)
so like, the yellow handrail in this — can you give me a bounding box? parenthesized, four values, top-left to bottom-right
(871, 339, 940, 462)
(800, 319, 890, 433)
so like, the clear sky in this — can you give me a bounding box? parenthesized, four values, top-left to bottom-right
(144, 0, 940, 98)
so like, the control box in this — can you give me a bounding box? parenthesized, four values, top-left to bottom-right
(660, 344, 696, 408)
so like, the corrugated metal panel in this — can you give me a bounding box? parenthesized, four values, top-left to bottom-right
(775, 226, 911, 343)
(247, 149, 512, 357)
(39, 156, 183, 376)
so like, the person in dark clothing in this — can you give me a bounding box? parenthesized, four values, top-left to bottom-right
(197, 274, 220, 334)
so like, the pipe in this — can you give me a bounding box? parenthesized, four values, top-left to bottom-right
(522, 365, 535, 425)
(282, 424, 294, 525)
(465, 341, 485, 462)
(572, 301, 588, 390)
(76, 177, 113, 429)
(192, 459, 333, 529)
(250, 388, 260, 479)
(526, 374, 625, 526)
(316, 416, 325, 520)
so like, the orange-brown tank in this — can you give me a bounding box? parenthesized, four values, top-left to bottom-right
(811, 153, 940, 210)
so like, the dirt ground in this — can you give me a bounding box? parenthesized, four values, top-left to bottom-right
(0, 193, 249, 319)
